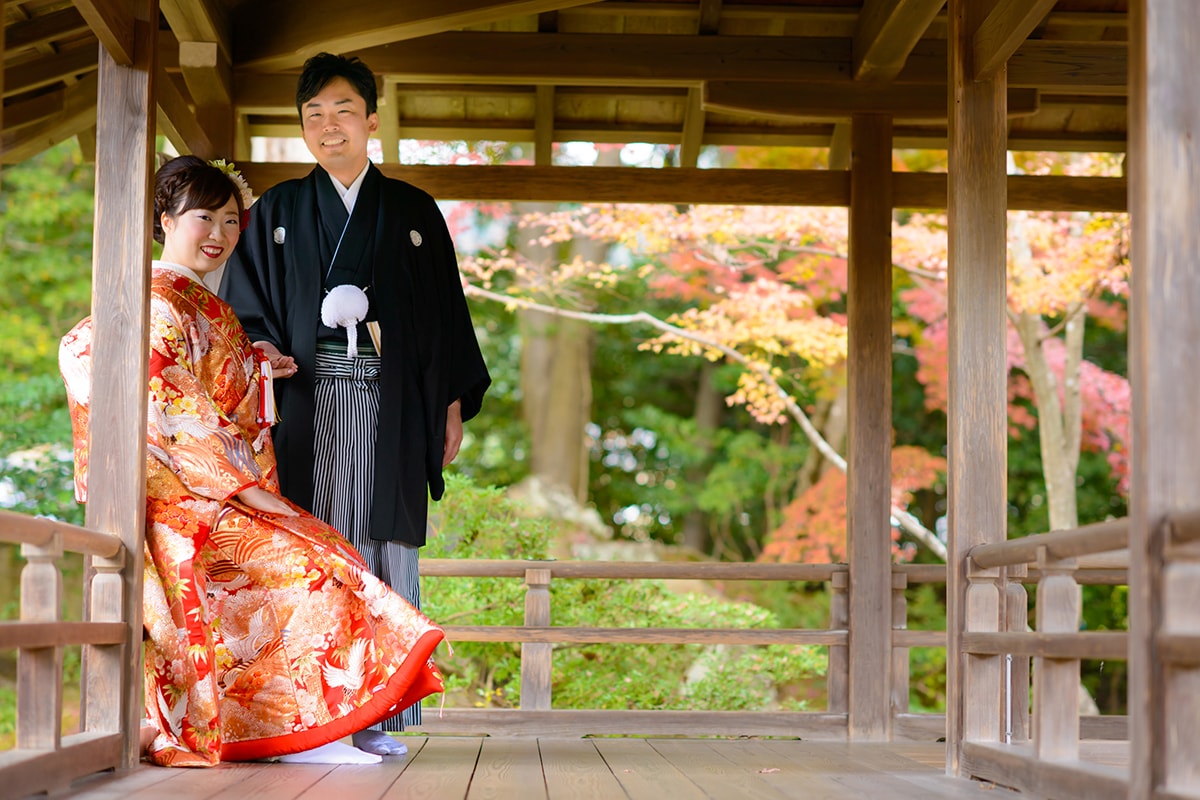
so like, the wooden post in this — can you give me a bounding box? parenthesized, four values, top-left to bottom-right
(827, 570, 849, 717)
(1128, 4, 1200, 794)
(17, 536, 64, 751)
(87, 0, 158, 769)
(847, 112, 894, 741)
(378, 77, 400, 164)
(1004, 564, 1030, 742)
(945, 0, 1009, 774)
(890, 572, 910, 719)
(85, 552, 126, 736)
(520, 567, 553, 711)
(1031, 549, 1080, 761)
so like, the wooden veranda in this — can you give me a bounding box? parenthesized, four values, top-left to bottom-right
(2, 1, 1198, 799)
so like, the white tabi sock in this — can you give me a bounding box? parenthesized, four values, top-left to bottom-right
(278, 741, 383, 764)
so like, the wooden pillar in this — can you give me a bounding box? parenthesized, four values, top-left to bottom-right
(1128, 2, 1200, 795)
(520, 568, 553, 711)
(847, 112, 893, 741)
(86, 0, 158, 769)
(945, 0, 1009, 775)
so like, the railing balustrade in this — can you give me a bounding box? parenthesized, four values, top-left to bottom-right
(0, 509, 130, 799)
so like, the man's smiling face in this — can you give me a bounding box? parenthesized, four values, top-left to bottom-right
(300, 76, 378, 183)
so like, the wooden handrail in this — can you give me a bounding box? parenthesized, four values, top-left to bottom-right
(0, 509, 123, 559)
(968, 518, 1128, 569)
(443, 625, 848, 645)
(1168, 508, 1200, 544)
(420, 559, 844, 580)
(962, 631, 1127, 660)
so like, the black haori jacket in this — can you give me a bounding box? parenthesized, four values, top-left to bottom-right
(219, 164, 490, 546)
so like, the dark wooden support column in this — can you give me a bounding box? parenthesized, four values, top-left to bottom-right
(945, 0, 1009, 775)
(847, 112, 894, 741)
(85, 0, 158, 770)
(1128, 2, 1200, 795)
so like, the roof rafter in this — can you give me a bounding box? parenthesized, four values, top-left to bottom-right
(234, 0, 602, 71)
(2, 73, 98, 164)
(973, 0, 1058, 81)
(5, 7, 90, 52)
(161, 0, 230, 57)
(854, 0, 947, 82)
(2, 47, 98, 99)
(73, 0, 136, 66)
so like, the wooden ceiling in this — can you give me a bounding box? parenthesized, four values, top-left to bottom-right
(2, 1, 1129, 168)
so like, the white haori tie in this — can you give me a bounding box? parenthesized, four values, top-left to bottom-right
(321, 285, 370, 359)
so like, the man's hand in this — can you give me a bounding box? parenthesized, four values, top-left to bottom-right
(237, 486, 299, 516)
(443, 399, 463, 467)
(254, 340, 298, 378)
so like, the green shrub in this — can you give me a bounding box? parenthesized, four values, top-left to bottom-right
(421, 475, 827, 711)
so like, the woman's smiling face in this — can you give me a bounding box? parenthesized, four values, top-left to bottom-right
(159, 195, 242, 274)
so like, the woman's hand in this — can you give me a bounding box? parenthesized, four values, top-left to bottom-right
(237, 486, 299, 516)
(254, 340, 298, 378)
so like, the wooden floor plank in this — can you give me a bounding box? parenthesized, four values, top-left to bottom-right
(467, 737, 546, 800)
(647, 739, 792, 800)
(58, 762, 186, 799)
(760, 741, 1008, 799)
(591, 737, 711, 800)
(538, 738, 628, 799)
(380, 737, 480, 800)
(694, 739, 875, 800)
(294, 739, 428, 800)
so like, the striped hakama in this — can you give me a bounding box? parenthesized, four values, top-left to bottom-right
(312, 344, 422, 730)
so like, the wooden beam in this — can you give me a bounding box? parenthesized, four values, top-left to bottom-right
(179, 41, 231, 107)
(343, 33, 854, 86)
(1128, 2, 1200, 795)
(235, 163, 1126, 211)
(704, 81, 1038, 120)
(235, 0, 604, 71)
(854, 0, 946, 81)
(88, 0, 157, 769)
(74, 0, 136, 67)
(3, 88, 66, 130)
(156, 68, 213, 158)
(847, 112, 893, 741)
(1006, 40, 1126, 95)
(1, 74, 99, 164)
(160, 0, 229, 58)
(5, 7, 90, 53)
(2, 47, 97, 99)
(974, 0, 1059, 81)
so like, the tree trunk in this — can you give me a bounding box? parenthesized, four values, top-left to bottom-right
(519, 307, 593, 501)
(1014, 304, 1085, 532)
(681, 361, 722, 553)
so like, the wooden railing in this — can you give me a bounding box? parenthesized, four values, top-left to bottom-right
(0, 509, 133, 798)
(1, 511, 1141, 794)
(413, 558, 1127, 742)
(958, 517, 1146, 799)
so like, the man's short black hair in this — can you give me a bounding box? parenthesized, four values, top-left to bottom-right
(296, 52, 378, 117)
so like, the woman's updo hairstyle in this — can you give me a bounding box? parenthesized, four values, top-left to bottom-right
(153, 155, 245, 244)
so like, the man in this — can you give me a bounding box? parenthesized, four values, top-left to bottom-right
(219, 53, 490, 756)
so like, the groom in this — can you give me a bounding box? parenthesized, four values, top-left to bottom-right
(220, 53, 490, 755)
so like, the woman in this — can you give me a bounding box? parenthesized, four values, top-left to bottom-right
(59, 156, 444, 767)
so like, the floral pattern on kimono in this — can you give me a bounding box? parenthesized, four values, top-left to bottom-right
(60, 263, 444, 767)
